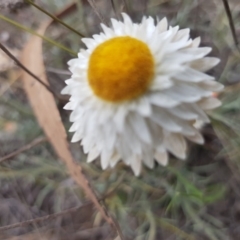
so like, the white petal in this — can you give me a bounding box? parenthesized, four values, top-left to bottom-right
(101, 123, 117, 151)
(142, 150, 154, 169)
(156, 61, 183, 73)
(92, 34, 105, 44)
(183, 47, 212, 56)
(146, 119, 163, 146)
(166, 39, 192, 53)
(69, 107, 85, 122)
(155, 149, 168, 166)
(145, 16, 155, 37)
(149, 92, 179, 108)
(151, 107, 182, 132)
(128, 112, 152, 144)
(191, 37, 201, 47)
(130, 156, 142, 176)
(150, 76, 173, 90)
(165, 48, 212, 64)
(174, 118, 199, 136)
(116, 137, 131, 161)
(189, 57, 220, 72)
(97, 103, 115, 124)
(164, 132, 187, 159)
(61, 85, 71, 95)
(187, 103, 210, 123)
(122, 122, 142, 154)
(157, 17, 168, 33)
(69, 121, 81, 132)
(186, 132, 204, 144)
(198, 97, 221, 110)
(193, 119, 204, 130)
(71, 130, 82, 143)
(67, 58, 79, 66)
(113, 105, 127, 132)
(111, 18, 124, 35)
(173, 28, 190, 41)
(174, 67, 214, 82)
(122, 13, 133, 25)
(101, 150, 112, 170)
(167, 104, 198, 120)
(168, 26, 179, 40)
(110, 151, 121, 168)
(200, 81, 224, 92)
(165, 83, 212, 103)
(64, 101, 75, 110)
(100, 24, 115, 37)
(136, 97, 152, 116)
(81, 38, 97, 49)
(87, 146, 100, 162)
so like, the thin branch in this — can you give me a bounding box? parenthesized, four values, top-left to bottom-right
(87, 0, 106, 24)
(0, 180, 125, 232)
(70, 163, 125, 239)
(25, 0, 85, 37)
(222, 0, 239, 51)
(100, 172, 126, 201)
(0, 43, 63, 100)
(0, 151, 125, 237)
(0, 137, 124, 236)
(0, 203, 91, 232)
(110, 0, 118, 18)
(142, 0, 147, 15)
(0, 136, 47, 163)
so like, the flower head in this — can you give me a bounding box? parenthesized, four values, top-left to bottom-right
(62, 13, 223, 176)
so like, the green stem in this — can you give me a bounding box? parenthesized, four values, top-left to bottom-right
(0, 14, 77, 56)
(25, 0, 85, 38)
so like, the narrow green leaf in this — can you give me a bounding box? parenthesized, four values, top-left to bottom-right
(0, 14, 77, 56)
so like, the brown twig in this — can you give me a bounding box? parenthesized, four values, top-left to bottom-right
(222, 0, 239, 51)
(0, 148, 125, 237)
(68, 163, 124, 239)
(0, 43, 61, 99)
(0, 203, 91, 232)
(0, 136, 47, 163)
(0, 179, 125, 232)
(0, 138, 125, 238)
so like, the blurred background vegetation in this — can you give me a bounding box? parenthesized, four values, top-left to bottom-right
(0, 0, 240, 239)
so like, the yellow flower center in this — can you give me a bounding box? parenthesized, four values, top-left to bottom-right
(88, 37, 154, 102)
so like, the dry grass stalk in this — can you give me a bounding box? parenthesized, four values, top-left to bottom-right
(0, 136, 47, 163)
(87, 0, 106, 24)
(0, 204, 88, 232)
(222, 0, 239, 50)
(0, 43, 58, 98)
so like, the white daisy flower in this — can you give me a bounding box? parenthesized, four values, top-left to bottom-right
(62, 13, 224, 176)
